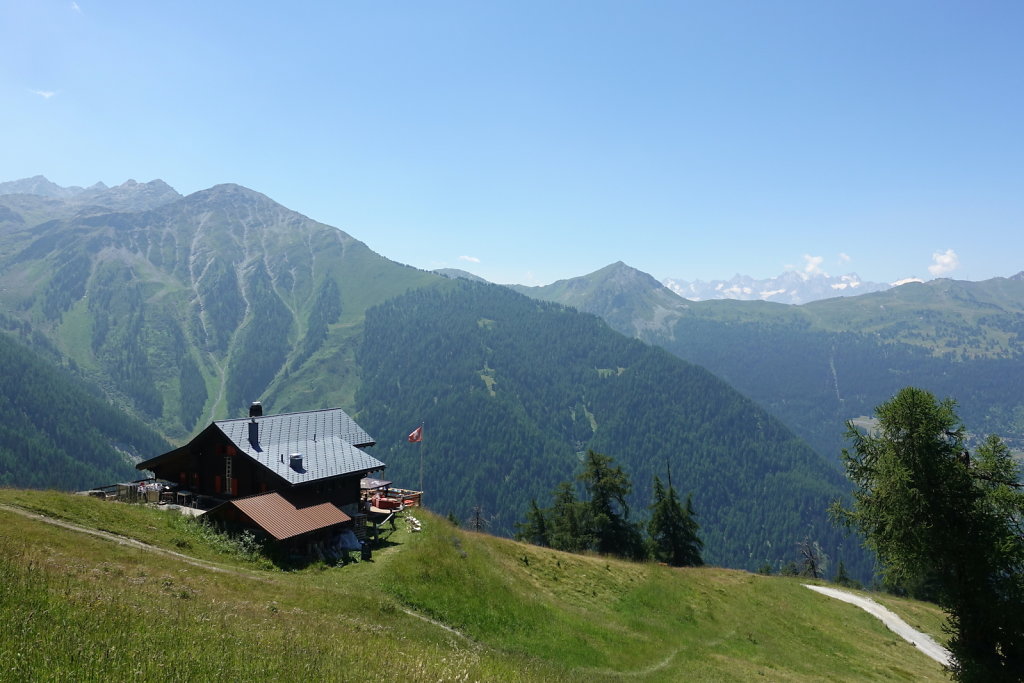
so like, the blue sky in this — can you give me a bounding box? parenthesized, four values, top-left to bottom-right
(2, 1, 1022, 286)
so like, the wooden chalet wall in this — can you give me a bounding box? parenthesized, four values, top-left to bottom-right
(294, 475, 362, 510)
(147, 427, 282, 499)
(146, 425, 367, 508)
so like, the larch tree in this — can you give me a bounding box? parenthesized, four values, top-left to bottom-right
(832, 387, 1024, 682)
(579, 450, 646, 560)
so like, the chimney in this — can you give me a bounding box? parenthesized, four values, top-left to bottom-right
(290, 453, 304, 471)
(249, 401, 263, 418)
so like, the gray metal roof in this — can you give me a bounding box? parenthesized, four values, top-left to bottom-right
(215, 408, 383, 485)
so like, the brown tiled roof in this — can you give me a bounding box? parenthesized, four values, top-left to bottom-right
(216, 492, 351, 541)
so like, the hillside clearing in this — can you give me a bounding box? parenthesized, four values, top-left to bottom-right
(0, 490, 949, 681)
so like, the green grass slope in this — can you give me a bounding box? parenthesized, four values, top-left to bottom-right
(800, 277, 1024, 358)
(0, 490, 948, 681)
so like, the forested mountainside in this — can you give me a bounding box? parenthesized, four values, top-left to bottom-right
(0, 177, 869, 575)
(517, 262, 1024, 461)
(0, 319, 170, 489)
(0, 181, 441, 439)
(356, 281, 866, 574)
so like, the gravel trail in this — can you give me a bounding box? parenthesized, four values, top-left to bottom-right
(804, 584, 951, 667)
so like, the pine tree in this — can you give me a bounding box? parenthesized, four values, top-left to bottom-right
(546, 482, 591, 553)
(514, 499, 548, 546)
(832, 560, 860, 589)
(648, 476, 703, 567)
(579, 450, 646, 560)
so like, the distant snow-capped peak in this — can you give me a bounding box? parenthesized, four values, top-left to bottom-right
(663, 271, 891, 304)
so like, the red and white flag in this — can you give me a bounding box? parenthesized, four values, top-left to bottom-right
(408, 425, 423, 443)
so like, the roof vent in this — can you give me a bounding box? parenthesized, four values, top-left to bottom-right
(289, 453, 304, 472)
(249, 401, 263, 418)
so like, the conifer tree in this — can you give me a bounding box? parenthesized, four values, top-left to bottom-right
(648, 476, 704, 567)
(833, 387, 1024, 681)
(832, 560, 860, 589)
(514, 499, 548, 546)
(579, 450, 646, 560)
(546, 482, 591, 553)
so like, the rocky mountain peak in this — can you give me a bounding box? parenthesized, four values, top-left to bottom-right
(0, 176, 180, 212)
(592, 261, 667, 293)
(0, 175, 83, 198)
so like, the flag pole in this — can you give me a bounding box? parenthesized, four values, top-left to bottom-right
(407, 422, 425, 499)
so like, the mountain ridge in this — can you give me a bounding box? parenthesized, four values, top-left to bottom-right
(0, 175, 181, 213)
(0, 177, 442, 438)
(516, 261, 1024, 460)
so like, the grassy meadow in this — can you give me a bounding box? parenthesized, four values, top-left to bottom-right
(0, 489, 949, 681)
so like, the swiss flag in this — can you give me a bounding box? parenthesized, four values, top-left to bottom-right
(408, 425, 423, 443)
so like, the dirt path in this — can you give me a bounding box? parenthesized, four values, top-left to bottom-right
(804, 584, 951, 667)
(0, 503, 266, 581)
(397, 607, 473, 642)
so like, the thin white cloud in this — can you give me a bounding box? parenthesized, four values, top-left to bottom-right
(459, 255, 481, 264)
(802, 254, 826, 278)
(928, 249, 960, 277)
(892, 277, 924, 287)
(838, 252, 851, 264)
(31, 90, 57, 99)
(71, 1, 82, 13)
